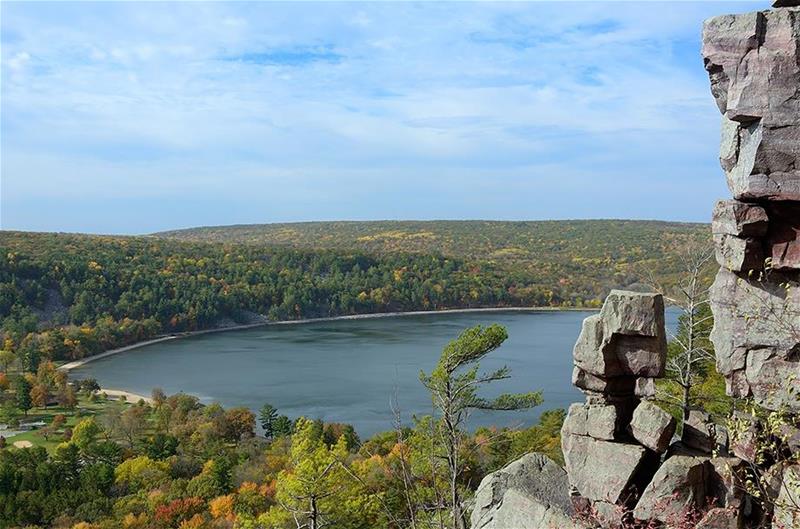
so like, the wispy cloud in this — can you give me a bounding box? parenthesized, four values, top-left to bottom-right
(0, 1, 763, 234)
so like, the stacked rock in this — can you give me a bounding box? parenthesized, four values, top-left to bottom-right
(702, 0, 800, 414)
(562, 290, 676, 524)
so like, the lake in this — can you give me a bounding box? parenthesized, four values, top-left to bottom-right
(71, 309, 679, 437)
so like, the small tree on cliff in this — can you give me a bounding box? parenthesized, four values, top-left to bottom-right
(420, 324, 542, 529)
(644, 241, 728, 423)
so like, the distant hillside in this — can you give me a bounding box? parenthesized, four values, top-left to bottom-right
(157, 220, 713, 302)
(157, 220, 707, 260)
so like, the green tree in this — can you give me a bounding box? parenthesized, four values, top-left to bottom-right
(420, 324, 542, 529)
(259, 403, 278, 439)
(114, 455, 170, 492)
(273, 414, 294, 437)
(263, 417, 379, 529)
(11, 376, 32, 415)
(72, 417, 102, 450)
(0, 350, 16, 372)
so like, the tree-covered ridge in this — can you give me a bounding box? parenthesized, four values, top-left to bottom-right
(0, 223, 712, 365)
(158, 220, 712, 304)
(0, 231, 527, 364)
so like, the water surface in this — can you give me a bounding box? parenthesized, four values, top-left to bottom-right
(73, 310, 678, 437)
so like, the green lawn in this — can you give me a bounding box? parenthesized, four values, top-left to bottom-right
(4, 395, 133, 451)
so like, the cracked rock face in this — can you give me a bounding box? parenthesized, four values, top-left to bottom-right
(702, 7, 800, 201)
(470, 453, 582, 529)
(709, 267, 800, 411)
(704, 2, 800, 413)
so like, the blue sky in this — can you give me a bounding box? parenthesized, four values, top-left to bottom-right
(1, 1, 763, 234)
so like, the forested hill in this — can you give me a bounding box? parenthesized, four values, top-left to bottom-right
(0, 221, 710, 366)
(157, 220, 712, 300)
(157, 220, 707, 263)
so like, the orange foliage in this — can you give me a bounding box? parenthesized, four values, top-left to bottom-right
(155, 497, 205, 527)
(209, 494, 235, 521)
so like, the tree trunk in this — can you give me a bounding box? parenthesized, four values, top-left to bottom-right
(310, 496, 318, 529)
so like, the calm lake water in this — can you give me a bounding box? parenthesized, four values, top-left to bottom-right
(72, 310, 679, 437)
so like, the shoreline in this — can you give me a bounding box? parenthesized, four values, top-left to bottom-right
(58, 306, 596, 373)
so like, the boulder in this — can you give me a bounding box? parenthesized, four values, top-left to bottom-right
(563, 434, 656, 504)
(633, 455, 708, 523)
(573, 292, 667, 380)
(600, 290, 666, 338)
(773, 0, 800, 8)
(628, 401, 676, 454)
(470, 453, 583, 529)
(702, 9, 800, 201)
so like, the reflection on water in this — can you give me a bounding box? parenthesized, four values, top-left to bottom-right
(73, 310, 679, 437)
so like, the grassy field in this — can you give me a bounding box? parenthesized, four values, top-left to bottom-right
(4, 395, 133, 451)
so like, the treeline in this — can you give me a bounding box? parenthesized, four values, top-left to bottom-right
(1, 231, 559, 368)
(158, 219, 714, 305)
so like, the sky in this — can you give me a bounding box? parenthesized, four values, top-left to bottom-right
(0, 1, 764, 235)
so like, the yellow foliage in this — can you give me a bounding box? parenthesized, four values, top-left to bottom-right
(209, 494, 235, 521)
(179, 513, 207, 529)
(122, 513, 149, 529)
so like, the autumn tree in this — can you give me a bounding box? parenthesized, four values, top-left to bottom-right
(262, 417, 379, 529)
(420, 324, 542, 529)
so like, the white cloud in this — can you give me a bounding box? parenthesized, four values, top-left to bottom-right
(1, 1, 758, 233)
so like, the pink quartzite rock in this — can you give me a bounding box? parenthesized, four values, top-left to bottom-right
(633, 455, 708, 523)
(696, 508, 740, 529)
(703, 8, 800, 201)
(628, 401, 676, 454)
(573, 291, 666, 381)
(562, 434, 655, 504)
(709, 267, 800, 412)
(713, 233, 764, 272)
(712, 200, 769, 237)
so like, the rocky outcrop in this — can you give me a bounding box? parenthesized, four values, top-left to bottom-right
(470, 453, 584, 529)
(471, 5, 799, 528)
(703, 0, 800, 414)
(561, 291, 666, 522)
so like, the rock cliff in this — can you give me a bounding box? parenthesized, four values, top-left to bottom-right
(703, 1, 800, 414)
(470, 2, 799, 528)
